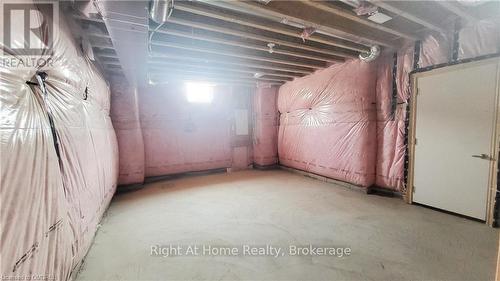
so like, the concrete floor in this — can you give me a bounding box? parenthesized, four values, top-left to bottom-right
(76, 170, 499, 281)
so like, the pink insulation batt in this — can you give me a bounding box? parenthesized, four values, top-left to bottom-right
(277, 60, 378, 187)
(253, 86, 279, 166)
(138, 84, 254, 177)
(110, 76, 145, 185)
(0, 5, 118, 280)
(139, 84, 233, 177)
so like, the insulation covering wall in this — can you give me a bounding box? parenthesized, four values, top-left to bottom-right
(230, 85, 254, 170)
(419, 32, 452, 68)
(375, 18, 500, 191)
(277, 18, 499, 191)
(110, 75, 145, 185)
(278, 60, 377, 187)
(253, 85, 278, 166)
(374, 47, 414, 191)
(139, 84, 238, 177)
(375, 55, 406, 190)
(1, 4, 117, 280)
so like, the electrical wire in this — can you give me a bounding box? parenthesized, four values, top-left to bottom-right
(148, 0, 174, 54)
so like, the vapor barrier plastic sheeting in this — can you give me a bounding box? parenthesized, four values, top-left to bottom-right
(253, 86, 279, 166)
(277, 60, 377, 187)
(1, 4, 117, 280)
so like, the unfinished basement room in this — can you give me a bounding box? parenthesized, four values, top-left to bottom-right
(1, 0, 500, 280)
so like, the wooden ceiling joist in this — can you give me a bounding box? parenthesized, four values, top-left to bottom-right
(102, 61, 121, 66)
(149, 73, 284, 85)
(369, 1, 447, 34)
(86, 31, 111, 39)
(94, 53, 119, 59)
(149, 51, 314, 74)
(148, 60, 303, 78)
(165, 15, 357, 58)
(228, 0, 398, 48)
(149, 65, 296, 80)
(155, 27, 344, 62)
(91, 44, 114, 50)
(299, 0, 419, 41)
(151, 40, 327, 69)
(173, 1, 369, 53)
(150, 68, 291, 82)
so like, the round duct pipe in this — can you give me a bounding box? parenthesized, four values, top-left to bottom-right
(150, 0, 173, 24)
(359, 45, 380, 62)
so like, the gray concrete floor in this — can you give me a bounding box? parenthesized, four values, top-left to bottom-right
(76, 170, 499, 281)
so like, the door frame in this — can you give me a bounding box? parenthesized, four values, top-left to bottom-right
(406, 57, 500, 226)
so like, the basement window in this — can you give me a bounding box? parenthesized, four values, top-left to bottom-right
(185, 82, 214, 103)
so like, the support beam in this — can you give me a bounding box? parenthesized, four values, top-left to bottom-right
(149, 51, 314, 74)
(151, 40, 327, 69)
(435, 1, 477, 23)
(149, 60, 303, 78)
(229, 0, 398, 48)
(300, 0, 419, 41)
(369, 1, 447, 34)
(156, 27, 343, 62)
(166, 15, 357, 58)
(173, 1, 369, 53)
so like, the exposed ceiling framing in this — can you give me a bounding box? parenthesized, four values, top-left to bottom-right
(299, 0, 419, 41)
(72, 14, 125, 77)
(172, 1, 369, 53)
(71, 0, 498, 87)
(226, 0, 400, 48)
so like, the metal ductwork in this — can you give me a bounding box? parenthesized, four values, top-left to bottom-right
(150, 0, 173, 24)
(359, 45, 380, 62)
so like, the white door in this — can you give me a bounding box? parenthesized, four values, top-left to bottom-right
(413, 59, 499, 220)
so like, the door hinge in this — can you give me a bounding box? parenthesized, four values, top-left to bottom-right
(415, 138, 418, 145)
(413, 186, 416, 193)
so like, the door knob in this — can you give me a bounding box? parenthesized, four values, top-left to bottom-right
(472, 154, 494, 161)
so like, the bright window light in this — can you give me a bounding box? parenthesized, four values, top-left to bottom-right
(185, 82, 214, 103)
